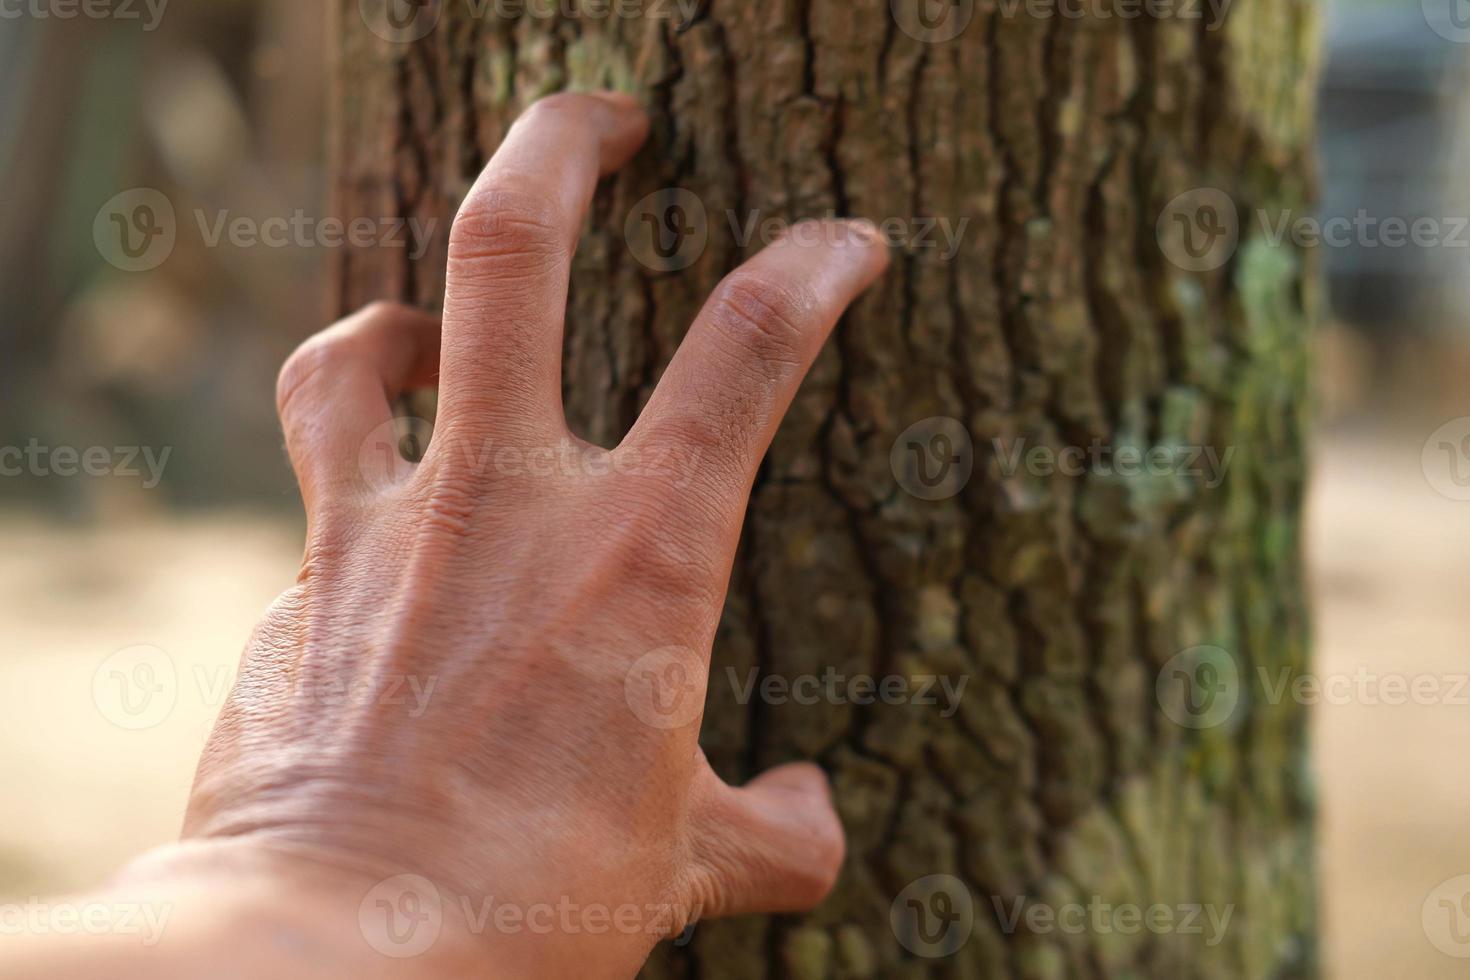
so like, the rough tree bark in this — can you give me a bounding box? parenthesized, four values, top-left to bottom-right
(332, 1, 1318, 976)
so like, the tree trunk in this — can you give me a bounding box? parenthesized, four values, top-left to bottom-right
(332, 1, 1318, 976)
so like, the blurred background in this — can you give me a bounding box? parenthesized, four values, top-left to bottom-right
(1, 1, 1469, 976)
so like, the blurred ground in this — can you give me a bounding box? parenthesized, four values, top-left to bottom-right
(1, 408, 1468, 975)
(1312, 422, 1470, 979)
(0, 513, 300, 896)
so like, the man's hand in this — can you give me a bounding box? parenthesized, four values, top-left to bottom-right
(46, 91, 889, 979)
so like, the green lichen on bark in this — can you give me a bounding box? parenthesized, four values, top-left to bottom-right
(332, 0, 1319, 975)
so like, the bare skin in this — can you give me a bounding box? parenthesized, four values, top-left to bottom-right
(2, 92, 889, 979)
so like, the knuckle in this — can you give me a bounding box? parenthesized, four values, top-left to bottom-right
(639, 523, 717, 587)
(449, 187, 568, 277)
(600, 497, 723, 605)
(522, 90, 593, 121)
(353, 299, 440, 336)
(706, 274, 817, 366)
(356, 298, 402, 323)
(275, 334, 345, 418)
(419, 479, 479, 541)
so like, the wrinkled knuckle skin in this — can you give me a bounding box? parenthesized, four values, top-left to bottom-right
(448, 187, 569, 280)
(419, 478, 480, 542)
(635, 524, 720, 600)
(599, 497, 723, 608)
(707, 274, 817, 366)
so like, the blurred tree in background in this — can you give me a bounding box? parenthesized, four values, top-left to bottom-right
(0, 1, 326, 512)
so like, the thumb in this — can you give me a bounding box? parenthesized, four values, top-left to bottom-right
(687, 762, 846, 920)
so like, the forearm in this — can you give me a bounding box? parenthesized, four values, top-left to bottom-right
(1, 842, 474, 980)
(1, 840, 659, 980)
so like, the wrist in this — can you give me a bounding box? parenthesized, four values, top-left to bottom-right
(109, 837, 658, 979)
(51, 838, 485, 980)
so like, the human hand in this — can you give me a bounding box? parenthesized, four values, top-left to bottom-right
(165, 91, 888, 977)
